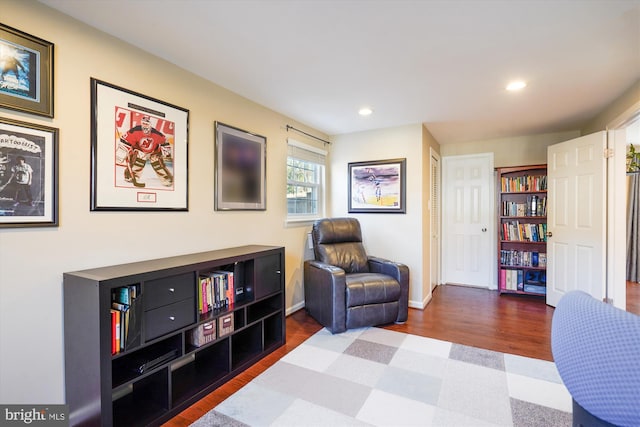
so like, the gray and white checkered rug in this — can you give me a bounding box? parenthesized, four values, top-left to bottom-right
(192, 327, 572, 426)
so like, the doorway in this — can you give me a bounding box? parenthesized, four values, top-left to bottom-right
(441, 153, 494, 288)
(609, 102, 640, 311)
(621, 116, 640, 311)
(430, 148, 441, 293)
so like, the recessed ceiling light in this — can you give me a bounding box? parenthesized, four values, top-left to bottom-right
(358, 107, 373, 116)
(506, 81, 527, 91)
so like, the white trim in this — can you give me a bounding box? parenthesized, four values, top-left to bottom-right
(607, 100, 640, 130)
(409, 292, 433, 310)
(605, 103, 639, 310)
(286, 300, 306, 316)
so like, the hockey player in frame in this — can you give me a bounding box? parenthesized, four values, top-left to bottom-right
(115, 111, 174, 189)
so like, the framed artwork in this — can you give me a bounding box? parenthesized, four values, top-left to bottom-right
(0, 24, 54, 117)
(90, 78, 189, 211)
(348, 158, 406, 213)
(214, 122, 266, 211)
(0, 117, 58, 227)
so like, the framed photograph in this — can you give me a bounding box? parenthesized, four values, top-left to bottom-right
(348, 158, 406, 213)
(0, 24, 54, 117)
(0, 117, 58, 227)
(90, 78, 189, 211)
(214, 122, 266, 211)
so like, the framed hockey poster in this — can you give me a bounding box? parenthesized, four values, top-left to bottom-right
(0, 117, 58, 227)
(0, 24, 54, 117)
(90, 78, 189, 211)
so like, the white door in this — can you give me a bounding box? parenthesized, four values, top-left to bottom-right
(430, 148, 441, 292)
(546, 132, 606, 307)
(442, 153, 494, 288)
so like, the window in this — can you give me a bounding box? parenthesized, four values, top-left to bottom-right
(287, 139, 326, 221)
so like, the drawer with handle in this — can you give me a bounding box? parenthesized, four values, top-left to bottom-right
(145, 272, 195, 310)
(144, 297, 195, 341)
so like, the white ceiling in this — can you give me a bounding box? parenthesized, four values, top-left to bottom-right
(39, 0, 640, 144)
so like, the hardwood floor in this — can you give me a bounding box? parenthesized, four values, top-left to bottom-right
(628, 280, 640, 315)
(164, 283, 640, 426)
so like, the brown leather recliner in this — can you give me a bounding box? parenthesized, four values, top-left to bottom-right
(303, 217, 409, 334)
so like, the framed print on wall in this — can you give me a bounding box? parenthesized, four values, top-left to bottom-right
(214, 122, 266, 211)
(0, 24, 54, 117)
(90, 78, 189, 211)
(0, 117, 58, 227)
(348, 158, 406, 213)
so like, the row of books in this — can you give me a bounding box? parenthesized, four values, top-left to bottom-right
(500, 269, 547, 293)
(500, 250, 547, 267)
(198, 271, 235, 314)
(501, 195, 547, 217)
(501, 221, 547, 242)
(500, 269, 524, 291)
(111, 284, 140, 355)
(501, 175, 547, 193)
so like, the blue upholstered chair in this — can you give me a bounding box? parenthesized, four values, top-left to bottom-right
(551, 291, 640, 427)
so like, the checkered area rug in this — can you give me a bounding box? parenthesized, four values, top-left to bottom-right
(191, 327, 572, 426)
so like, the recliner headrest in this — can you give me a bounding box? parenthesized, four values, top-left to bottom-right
(313, 217, 362, 245)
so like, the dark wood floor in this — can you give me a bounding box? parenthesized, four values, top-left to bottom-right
(163, 282, 640, 426)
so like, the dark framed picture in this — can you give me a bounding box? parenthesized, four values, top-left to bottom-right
(90, 78, 189, 211)
(214, 122, 266, 211)
(0, 117, 58, 227)
(0, 24, 54, 117)
(348, 158, 406, 213)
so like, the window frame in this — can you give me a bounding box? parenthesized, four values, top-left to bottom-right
(286, 139, 327, 223)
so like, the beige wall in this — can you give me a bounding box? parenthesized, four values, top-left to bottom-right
(582, 79, 640, 133)
(330, 124, 431, 307)
(438, 130, 581, 167)
(1, 0, 326, 404)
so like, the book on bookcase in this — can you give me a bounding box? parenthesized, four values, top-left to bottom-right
(198, 270, 236, 315)
(111, 284, 141, 354)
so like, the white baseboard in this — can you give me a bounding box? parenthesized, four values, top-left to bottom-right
(286, 300, 306, 316)
(408, 292, 433, 310)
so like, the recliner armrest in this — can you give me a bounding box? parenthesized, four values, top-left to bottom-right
(303, 260, 347, 333)
(368, 256, 410, 323)
(306, 260, 345, 276)
(368, 257, 407, 282)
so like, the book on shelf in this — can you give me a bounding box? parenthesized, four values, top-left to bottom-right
(501, 175, 547, 192)
(501, 221, 547, 242)
(523, 284, 546, 294)
(111, 284, 140, 354)
(198, 270, 236, 315)
(500, 268, 526, 291)
(501, 249, 544, 267)
(501, 197, 547, 217)
(198, 275, 211, 314)
(110, 309, 118, 355)
(538, 253, 547, 267)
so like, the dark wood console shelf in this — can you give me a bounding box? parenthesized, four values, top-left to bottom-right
(63, 245, 285, 426)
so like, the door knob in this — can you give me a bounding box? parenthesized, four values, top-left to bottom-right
(482, 228, 487, 232)
(546, 231, 553, 238)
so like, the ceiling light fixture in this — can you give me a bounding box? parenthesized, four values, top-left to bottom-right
(358, 107, 373, 116)
(506, 81, 527, 91)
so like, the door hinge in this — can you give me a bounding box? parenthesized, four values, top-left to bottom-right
(604, 148, 614, 158)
